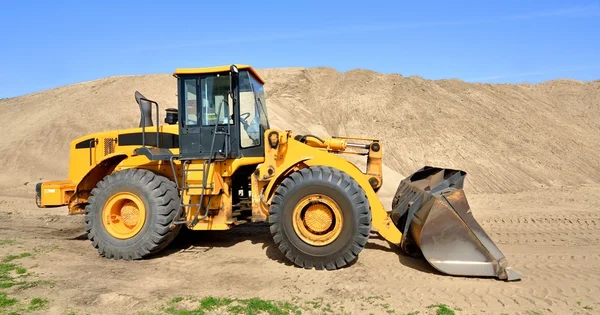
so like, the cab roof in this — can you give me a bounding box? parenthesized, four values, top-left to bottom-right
(173, 64, 264, 84)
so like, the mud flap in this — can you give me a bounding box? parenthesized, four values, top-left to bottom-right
(390, 166, 522, 281)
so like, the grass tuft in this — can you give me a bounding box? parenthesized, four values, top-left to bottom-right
(0, 292, 18, 308)
(427, 304, 456, 315)
(0, 262, 20, 288)
(0, 252, 52, 290)
(165, 296, 302, 315)
(28, 297, 49, 311)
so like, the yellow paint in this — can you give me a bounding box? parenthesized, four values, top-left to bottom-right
(102, 192, 147, 239)
(221, 157, 264, 176)
(304, 137, 347, 152)
(250, 172, 269, 222)
(67, 124, 179, 184)
(366, 142, 383, 191)
(258, 129, 403, 245)
(292, 194, 343, 246)
(37, 180, 75, 207)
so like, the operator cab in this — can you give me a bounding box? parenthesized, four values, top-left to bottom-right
(135, 64, 269, 160)
(174, 64, 269, 159)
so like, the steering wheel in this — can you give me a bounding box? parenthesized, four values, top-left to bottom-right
(240, 112, 252, 129)
(240, 112, 251, 121)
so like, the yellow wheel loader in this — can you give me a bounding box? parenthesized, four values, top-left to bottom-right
(35, 65, 521, 281)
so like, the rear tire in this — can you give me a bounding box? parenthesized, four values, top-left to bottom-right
(84, 168, 181, 260)
(268, 166, 371, 270)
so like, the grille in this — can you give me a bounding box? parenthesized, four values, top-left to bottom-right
(104, 138, 116, 156)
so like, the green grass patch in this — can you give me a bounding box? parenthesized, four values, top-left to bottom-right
(0, 262, 21, 288)
(27, 297, 49, 311)
(0, 293, 50, 314)
(165, 296, 302, 315)
(426, 304, 457, 315)
(0, 252, 53, 290)
(0, 292, 18, 308)
(160, 296, 470, 315)
(0, 253, 51, 314)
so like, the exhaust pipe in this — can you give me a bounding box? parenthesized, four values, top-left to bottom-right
(390, 166, 522, 281)
(135, 91, 153, 128)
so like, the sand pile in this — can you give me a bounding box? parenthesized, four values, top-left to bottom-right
(260, 67, 600, 194)
(1, 67, 599, 197)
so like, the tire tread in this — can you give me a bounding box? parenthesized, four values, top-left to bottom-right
(83, 168, 181, 260)
(269, 166, 372, 270)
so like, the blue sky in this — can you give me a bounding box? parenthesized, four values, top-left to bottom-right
(0, 0, 599, 98)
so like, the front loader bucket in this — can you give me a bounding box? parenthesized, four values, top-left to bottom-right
(390, 166, 522, 281)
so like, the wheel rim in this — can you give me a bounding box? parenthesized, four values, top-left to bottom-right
(102, 192, 146, 239)
(292, 194, 343, 246)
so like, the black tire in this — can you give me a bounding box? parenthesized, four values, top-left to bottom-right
(84, 168, 181, 260)
(268, 166, 372, 270)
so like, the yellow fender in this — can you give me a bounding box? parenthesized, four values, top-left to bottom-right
(74, 153, 129, 195)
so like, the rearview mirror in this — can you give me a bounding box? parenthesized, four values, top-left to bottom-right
(229, 65, 239, 104)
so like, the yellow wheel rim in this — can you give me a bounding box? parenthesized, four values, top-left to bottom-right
(102, 192, 146, 239)
(292, 194, 343, 246)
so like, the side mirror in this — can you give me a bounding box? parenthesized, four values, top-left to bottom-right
(135, 91, 154, 127)
(229, 64, 239, 104)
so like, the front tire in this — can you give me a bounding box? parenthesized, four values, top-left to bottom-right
(268, 166, 372, 270)
(84, 168, 181, 260)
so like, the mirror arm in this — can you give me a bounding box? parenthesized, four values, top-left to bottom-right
(229, 64, 239, 105)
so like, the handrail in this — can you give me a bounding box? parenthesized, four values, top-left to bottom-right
(139, 97, 160, 148)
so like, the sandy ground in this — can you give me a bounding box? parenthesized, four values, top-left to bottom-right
(0, 184, 599, 315)
(1, 67, 599, 314)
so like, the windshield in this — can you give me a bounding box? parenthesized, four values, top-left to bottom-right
(239, 70, 269, 148)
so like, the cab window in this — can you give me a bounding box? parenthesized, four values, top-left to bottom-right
(183, 79, 198, 126)
(200, 74, 233, 126)
(239, 70, 269, 148)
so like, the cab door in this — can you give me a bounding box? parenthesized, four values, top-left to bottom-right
(179, 77, 202, 156)
(197, 74, 236, 159)
(178, 73, 237, 159)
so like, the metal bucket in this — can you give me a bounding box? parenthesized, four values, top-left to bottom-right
(390, 166, 522, 281)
